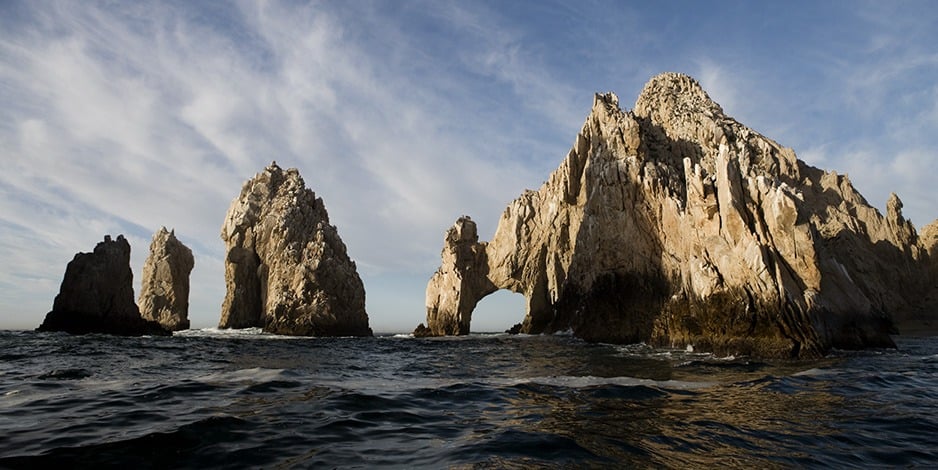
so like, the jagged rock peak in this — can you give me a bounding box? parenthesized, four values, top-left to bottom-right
(919, 219, 938, 323)
(922, 220, 938, 255)
(139, 227, 195, 331)
(635, 72, 725, 120)
(38, 235, 169, 336)
(219, 163, 371, 337)
(593, 91, 619, 109)
(631, 72, 747, 165)
(450, 216, 479, 243)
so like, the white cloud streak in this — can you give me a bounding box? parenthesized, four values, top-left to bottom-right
(0, 1, 582, 330)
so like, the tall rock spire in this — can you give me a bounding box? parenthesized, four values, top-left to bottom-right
(220, 163, 371, 337)
(139, 227, 195, 331)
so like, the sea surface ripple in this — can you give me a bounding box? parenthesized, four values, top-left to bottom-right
(1, 329, 937, 468)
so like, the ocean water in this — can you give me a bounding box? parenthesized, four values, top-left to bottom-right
(1, 329, 937, 468)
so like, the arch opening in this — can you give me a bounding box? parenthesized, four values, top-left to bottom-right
(469, 289, 526, 333)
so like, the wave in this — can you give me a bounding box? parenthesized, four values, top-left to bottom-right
(195, 367, 290, 384)
(173, 327, 303, 339)
(792, 367, 834, 377)
(0, 415, 255, 468)
(310, 374, 713, 394)
(514, 375, 715, 390)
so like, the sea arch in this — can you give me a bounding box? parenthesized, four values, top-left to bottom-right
(419, 216, 560, 337)
(470, 290, 527, 333)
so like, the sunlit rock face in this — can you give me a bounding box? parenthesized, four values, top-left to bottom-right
(419, 72, 936, 358)
(220, 162, 372, 337)
(138, 227, 194, 331)
(417, 216, 495, 337)
(918, 220, 938, 321)
(38, 235, 169, 336)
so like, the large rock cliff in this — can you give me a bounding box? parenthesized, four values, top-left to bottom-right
(138, 227, 195, 331)
(38, 235, 169, 336)
(219, 162, 372, 336)
(419, 73, 935, 358)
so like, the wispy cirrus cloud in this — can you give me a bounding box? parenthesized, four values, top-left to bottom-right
(0, 1, 583, 330)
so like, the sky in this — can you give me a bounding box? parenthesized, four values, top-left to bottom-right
(1, 1, 937, 332)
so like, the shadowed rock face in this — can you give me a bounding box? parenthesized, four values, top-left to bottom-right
(38, 235, 169, 336)
(419, 72, 937, 358)
(139, 227, 194, 331)
(219, 162, 372, 337)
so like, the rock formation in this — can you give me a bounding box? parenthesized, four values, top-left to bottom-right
(416, 217, 493, 337)
(921, 221, 938, 268)
(418, 72, 936, 358)
(917, 220, 938, 323)
(38, 235, 169, 336)
(138, 227, 195, 331)
(219, 162, 372, 336)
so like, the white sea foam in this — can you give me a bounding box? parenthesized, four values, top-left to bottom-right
(514, 375, 715, 390)
(173, 328, 303, 339)
(197, 367, 289, 384)
(792, 368, 832, 377)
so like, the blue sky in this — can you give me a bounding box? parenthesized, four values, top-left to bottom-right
(1, 1, 936, 332)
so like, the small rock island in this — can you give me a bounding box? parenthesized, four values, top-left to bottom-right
(138, 227, 195, 331)
(219, 162, 372, 336)
(38, 235, 169, 336)
(417, 73, 938, 358)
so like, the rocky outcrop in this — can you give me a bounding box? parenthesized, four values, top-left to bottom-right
(419, 73, 935, 358)
(416, 217, 495, 336)
(38, 235, 169, 336)
(138, 227, 194, 331)
(219, 162, 372, 336)
(917, 220, 938, 322)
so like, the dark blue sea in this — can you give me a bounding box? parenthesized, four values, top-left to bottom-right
(1, 328, 937, 468)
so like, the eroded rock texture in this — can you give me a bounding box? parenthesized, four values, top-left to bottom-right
(420, 73, 936, 357)
(918, 220, 938, 320)
(38, 235, 169, 336)
(416, 217, 495, 336)
(138, 227, 194, 331)
(219, 162, 372, 336)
